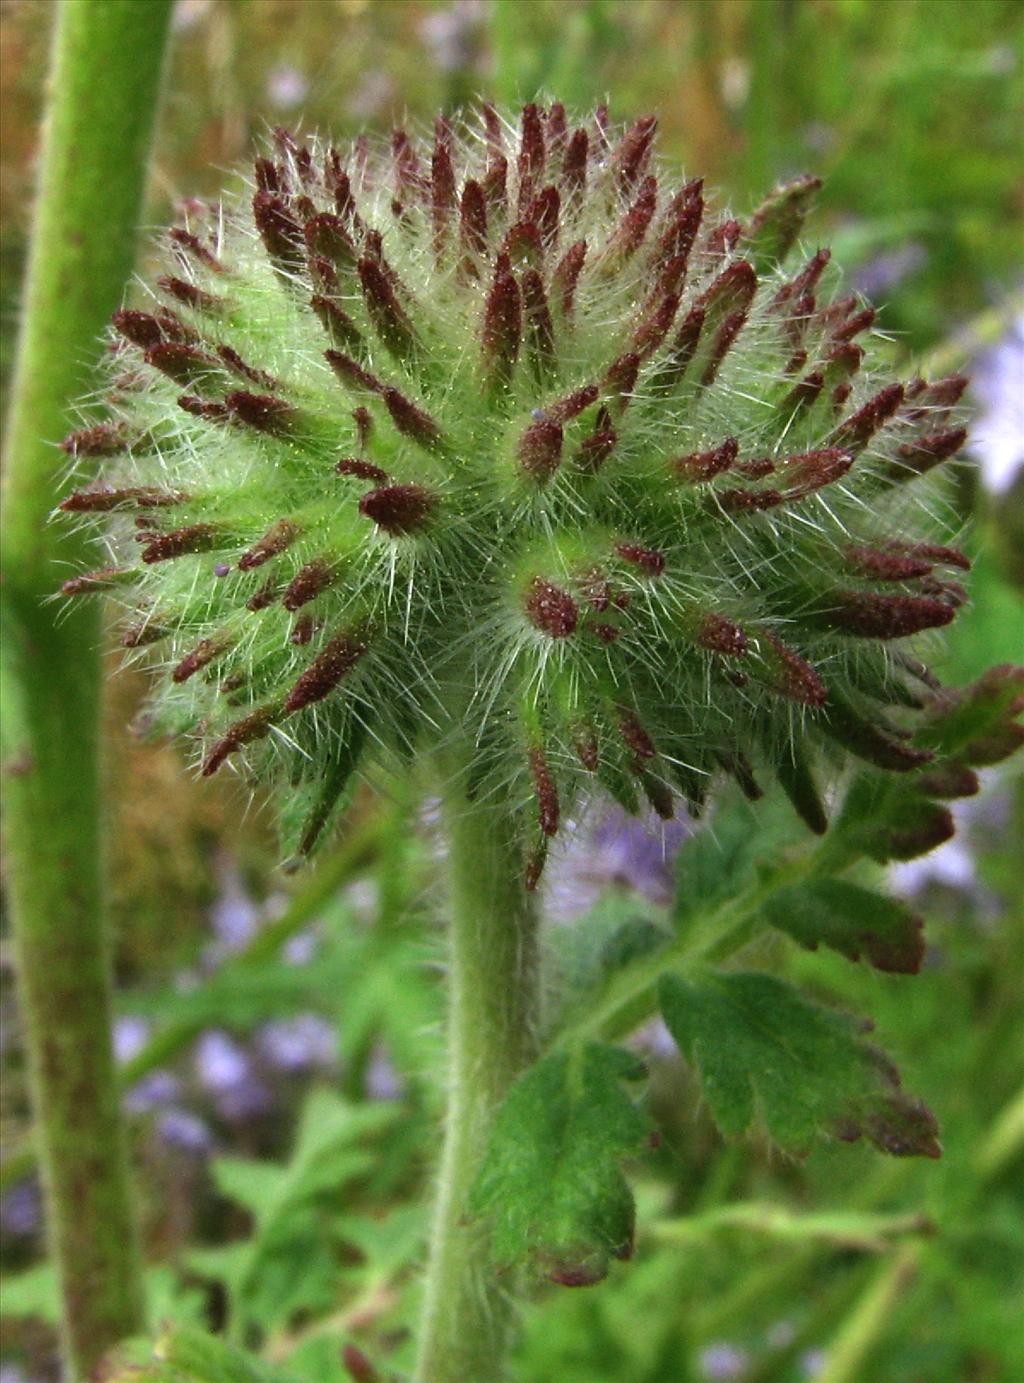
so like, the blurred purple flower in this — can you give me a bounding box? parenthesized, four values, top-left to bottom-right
(124, 1069, 181, 1115)
(0, 1180, 41, 1238)
(419, 1, 486, 74)
(366, 1043, 404, 1102)
(282, 929, 319, 966)
(113, 1013, 149, 1064)
(194, 1030, 271, 1121)
(207, 864, 261, 958)
(852, 242, 927, 299)
(156, 1108, 214, 1154)
(257, 1015, 337, 1074)
(266, 66, 309, 110)
(969, 314, 1024, 494)
(544, 803, 691, 918)
(700, 1342, 750, 1380)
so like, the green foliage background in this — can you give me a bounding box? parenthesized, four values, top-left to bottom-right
(1, 2, 1021, 1381)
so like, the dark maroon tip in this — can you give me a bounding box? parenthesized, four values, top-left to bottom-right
(892, 427, 968, 477)
(696, 613, 748, 656)
(619, 710, 657, 760)
(168, 227, 225, 273)
(225, 391, 295, 435)
(781, 448, 853, 497)
(311, 296, 364, 353)
(381, 387, 445, 451)
(61, 567, 131, 596)
(325, 350, 385, 395)
(615, 542, 665, 577)
(112, 309, 165, 350)
(844, 546, 935, 582)
(156, 275, 225, 314)
(547, 383, 599, 424)
(304, 212, 356, 270)
(758, 632, 828, 707)
(60, 422, 133, 458)
(551, 240, 587, 317)
(522, 267, 555, 375)
(481, 261, 522, 386)
(144, 341, 220, 385)
(517, 103, 546, 205)
(359, 483, 436, 535)
(341, 1343, 380, 1383)
(518, 416, 564, 483)
(253, 190, 305, 272)
(672, 436, 738, 481)
(282, 558, 336, 611)
(217, 345, 276, 389)
(524, 577, 578, 638)
(528, 746, 560, 837)
(237, 518, 301, 571)
(172, 637, 226, 684)
(611, 114, 657, 192)
(459, 179, 489, 259)
(822, 590, 957, 639)
(336, 456, 389, 484)
(602, 352, 641, 407)
(603, 175, 658, 267)
(202, 702, 279, 776)
(141, 523, 221, 564)
(358, 257, 417, 360)
(60, 484, 184, 512)
(831, 383, 905, 450)
(284, 628, 369, 714)
(561, 127, 589, 198)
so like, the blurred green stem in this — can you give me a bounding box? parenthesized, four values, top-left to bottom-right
(816, 1246, 920, 1383)
(0, 805, 388, 1199)
(414, 746, 540, 1383)
(0, 1, 172, 1375)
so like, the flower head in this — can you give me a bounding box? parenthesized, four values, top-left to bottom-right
(61, 105, 971, 881)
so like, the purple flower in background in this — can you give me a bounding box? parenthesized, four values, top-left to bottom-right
(124, 1069, 182, 1115)
(266, 65, 309, 110)
(0, 1180, 41, 1239)
(700, 1342, 750, 1380)
(851, 242, 927, 300)
(194, 1030, 271, 1121)
(207, 862, 261, 959)
(366, 1043, 404, 1102)
(257, 1015, 337, 1074)
(544, 803, 691, 918)
(419, 0, 486, 73)
(113, 1013, 149, 1065)
(969, 313, 1024, 494)
(156, 1109, 214, 1154)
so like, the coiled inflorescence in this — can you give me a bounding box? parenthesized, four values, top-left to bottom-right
(61, 104, 971, 880)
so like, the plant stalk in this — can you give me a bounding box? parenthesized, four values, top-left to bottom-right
(414, 755, 540, 1383)
(0, 1, 173, 1375)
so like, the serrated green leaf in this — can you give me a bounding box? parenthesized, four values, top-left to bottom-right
(763, 879, 924, 973)
(917, 664, 1024, 764)
(199, 1090, 398, 1331)
(470, 1043, 649, 1285)
(672, 794, 805, 924)
(742, 175, 822, 268)
(659, 971, 940, 1158)
(832, 770, 956, 864)
(153, 1323, 301, 1383)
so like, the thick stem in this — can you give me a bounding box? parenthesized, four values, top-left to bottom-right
(415, 756, 540, 1383)
(0, 2, 172, 1376)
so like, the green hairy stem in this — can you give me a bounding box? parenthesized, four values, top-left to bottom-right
(0, 1, 173, 1375)
(415, 750, 540, 1383)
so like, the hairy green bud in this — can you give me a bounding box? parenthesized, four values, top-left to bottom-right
(61, 105, 971, 878)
